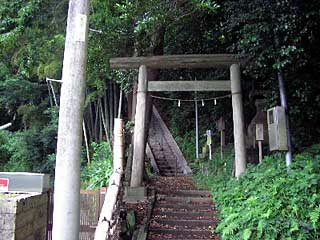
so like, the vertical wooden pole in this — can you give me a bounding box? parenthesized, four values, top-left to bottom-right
(258, 141, 263, 163)
(230, 64, 247, 178)
(131, 83, 138, 122)
(195, 100, 199, 159)
(113, 118, 124, 173)
(130, 65, 148, 187)
(52, 1, 89, 240)
(220, 130, 225, 161)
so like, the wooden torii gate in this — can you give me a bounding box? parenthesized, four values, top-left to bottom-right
(110, 54, 247, 187)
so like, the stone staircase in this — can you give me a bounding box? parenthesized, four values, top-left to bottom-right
(147, 177, 218, 240)
(147, 106, 191, 176)
(145, 107, 217, 239)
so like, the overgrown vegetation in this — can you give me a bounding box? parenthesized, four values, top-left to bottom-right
(0, 0, 319, 170)
(1, 2, 320, 238)
(0, 107, 58, 174)
(195, 145, 320, 240)
(81, 141, 113, 189)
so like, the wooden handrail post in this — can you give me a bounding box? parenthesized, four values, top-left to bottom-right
(130, 65, 148, 187)
(113, 118, 124, 173)
(230, 64, 247, 178)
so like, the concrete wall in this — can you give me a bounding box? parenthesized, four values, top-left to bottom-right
(0, 193, 48, 240)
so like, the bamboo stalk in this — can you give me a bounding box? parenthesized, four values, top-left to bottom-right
(94, 100, 99, 142)
(104, 90, 110, 138)
(99, 99, 112, 151)
(0, 122, 12, 130)
(117, 89, 123, 119)
(86, 89, 94, 142)
(83, 121, 90, 165)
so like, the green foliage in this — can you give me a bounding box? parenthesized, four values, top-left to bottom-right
(0, 0, 66, 175)
(196, 146, 320, 239)
(0, 130, 11, 169)
(0, 107, 58, 174)
(81, 141, 113, 189)
(1, 130, 40, 172)
(194, 145, 234, 178)
(0, 77, 40, 112)
(222, 0, 320, 148)
(0, 0, 319, 206)
(173, 130, 197, 161)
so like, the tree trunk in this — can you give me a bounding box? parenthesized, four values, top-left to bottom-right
(277, 68, 293, 166)
(267, 0, 293, 166)
(144, 21, 166, 143)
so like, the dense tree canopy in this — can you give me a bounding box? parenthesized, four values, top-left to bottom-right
(0, 0, 319, 172)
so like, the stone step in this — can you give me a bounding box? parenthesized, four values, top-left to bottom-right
(150, 219, 216, 228)
(160, 173, 185, 177)
(156, 160, 176, 164)
(159, 172, 184, 175)
(152, 210, 214, 220)
(148, 228, 214, 239)
(157, 165, 179, 169)
(157, 190, 212, 197)
(157, 161, 177, 166)
(157, 195, 213, 204)
(154, 203, 213, 211)
(158, 168, 183, 173)
(148, 239, 210, 240)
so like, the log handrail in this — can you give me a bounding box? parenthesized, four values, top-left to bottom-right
(94, 118, 124, 240)
(94, 171, 122, 240)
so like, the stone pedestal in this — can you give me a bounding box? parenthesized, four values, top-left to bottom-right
(124, 186, 147, 203)
(0, 192, 48, 240)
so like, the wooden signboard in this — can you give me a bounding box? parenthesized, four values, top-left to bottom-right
(256, 124, 264, 141)
(217, 117, 225, 131)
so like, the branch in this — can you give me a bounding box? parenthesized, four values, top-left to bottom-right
(0, 122, 12, 130)
(0, 115, 16, 130)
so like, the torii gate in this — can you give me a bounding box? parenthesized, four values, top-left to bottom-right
(110, 54, 247, 187)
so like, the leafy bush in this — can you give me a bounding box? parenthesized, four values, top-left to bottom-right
(174, 130, 198, 161)
(81, 141, 113, 189)
(1, 130, 39, 172)
(193, 145, 234, 178)
(0, 130, 11, 170)
(0, 107, 58, 174)
(195, 146, 320, 240)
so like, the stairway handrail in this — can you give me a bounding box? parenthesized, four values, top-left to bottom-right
(152, 106, 192, 175)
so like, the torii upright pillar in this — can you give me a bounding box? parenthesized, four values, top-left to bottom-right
(131, 65, 148, 187)
(230, 64, 247, 177)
